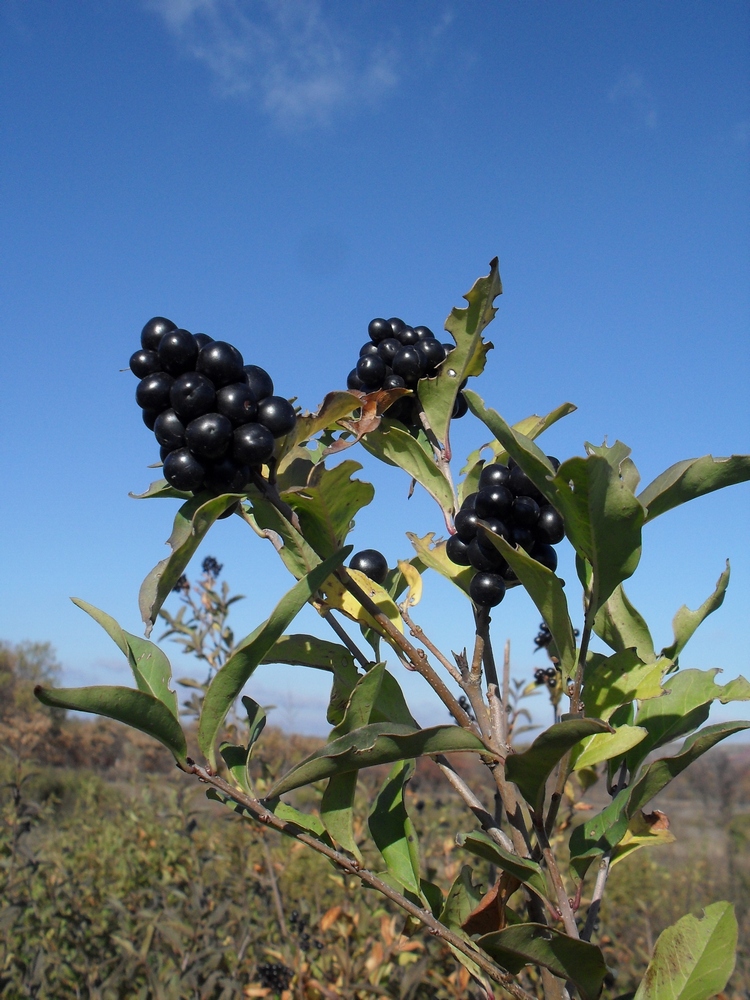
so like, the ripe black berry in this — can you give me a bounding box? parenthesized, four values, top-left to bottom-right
(454, 508, 479, 542)
(368, 318, 392, 343)
(385, 397, 414, 424)
(461, 492, 478, 510)
(216, 383, 258, 425)
(140, 317, 177, 351)
(392, 346, 426, 381)
(383, 374, 407, 390)
(158, 328, 199, 376)
(512, 495, 540, 528)
(387, 317, 406, 338)
(185, 413, 233, 459)
(349, 549, 388, 585)
(398, 325, 419, 346)
(359, 341, 380, 357)
(547, 456, 561, 472)
(413, 325, 435, 340)
(194, 333, 213, 349)
(233, 422, 275, 465)
(347, 368, 365, 391)
(452, 393, 468, 419)
(467, 537, 506, 573)
(356, 354, 387, 388)
(512, 526, 535, 551)
(418, 339, 446, 371)
(136, 372, 174, 412)
(170, 372, 216, 422)
(475, 486, 513, 520)
(153, 409, 186, 451)
(510, 465, 543, 501)
(476, 518, 511, 551)
(243, 365, 274, 400)
(163, 448, 206, 492)
(377, 337, 403, 365)
(470, 572, 506, 607)
(197, 342, 245, 387)
(142, 409, 159, 430)
(204, 457, 249, 493)
(479, 463, 511, 490)
(446, 535, 471, 566)
(257, 396, 297, 438)
(536, 505, 565, 545)
(130, 349, 161, 378)
(532, 542, 558, 572)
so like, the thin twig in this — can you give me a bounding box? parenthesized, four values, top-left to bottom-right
(534, 820, 579, 939)
(188, 761, 536, 1000)
(434, 755, 515, 854)
(400, 608, 462, 684)
(501, 640, 511, 745)
(474, 608, 499, 689)
(322, 610, 372, 671)
(581, 851, 612, 941)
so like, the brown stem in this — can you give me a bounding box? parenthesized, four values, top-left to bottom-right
(581, 851, 612, 941)
(250, 469, 301, 531)
(474, 607, 499, 690)
(401, 608, 462, 684)
(534, 819, 579, 938)
(434, 755, 515, 854)
(188, 762, 535, 1000)
(501, 639, 511, 745)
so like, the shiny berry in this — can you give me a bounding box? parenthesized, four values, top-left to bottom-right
(130, 349, 161, 378)
(216, 383, 258, 425)
(468, 537, 505, 573)
(512, 526, 535, 551)
(204, 457, 249, 493)
(356, 355, 387, 387)
(163, 448, 206, 492)
(244, 365, 274, 400)
(452, 393, 468, 419)
(359, 341, 380, 357)
(536, 506, 565, 545)
(185, 413, 233, 459)
(446, 535, 471, 566)
(383, 374, 407, 390)
(170, 372, 216, 422)
(475, 486, 513, 520)
(194, 333, 213, 349)
(347, 368, 365, 391)
(368, 318, 392, 343)
(136, 372, 174, 411)
(257, 396, 297, 438)
(158, 328, 199, 375)
(392, 347, 426, 381)
(478, 463, 511, 490)
(547, 456, 561, 472)
(418, 339, 446, 371)
(470, 572, 506, 607)
(349, 549, 388, 585)
(461, 492, 478, 510)
(454, 508, 479, 542)
(532, 542, 558, 572)
(377, 337, 402, 365)
(233, 422, 275, 465)
(476, 518, 511, 551)
(413, 325, 435, 340)
(142, 409, 159, 430)
(510, 465, 543, 501)
(153, 409, 186, 451)
(512, 495, 540, 528)
(387, 317, 406, 338)
(398, 325, 419, 346)
(197, 342, 245, 387)
(140, 317, 177, 351)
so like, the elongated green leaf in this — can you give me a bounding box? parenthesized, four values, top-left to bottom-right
(440, 866, 485, 931)
(71, 599, 178, 717)
(260, 633, 359, 726)
(477, 924, 607, 1000)
(555, 454, 645, 613)
(572, 726, 647, 771)
(198, 549, 350, 766)
(268, 723, 487, 797)
(583, 651, 667, 722)
(569, 787, 631, 878)
(130, 478, 192, 501)
(418, 259, 502, 446)
(283, 460, 374, 559)
(330, 663, 385, 737)
(219, 743, 252, 794)
(139, 492, 241, 635)
(248, 495, 322, 579)
(360, 421, 455, 515)
(35, 684, 187, 766)
(593, 585, 655, 662)
(638, 454, 750, 523)
(479, 532, 576, 678)
(661, 562, 730, 660)
(241, 694, 267, 752)
(633, 902, 737, 1000)
(505, 718, 611, 815)
(264, 797, 330, 842)
(456, 831, 550, 901)
(321, 772, 361, 860)
(369, 760, 421, 896)
(628, 722, 750, 815)
(629, 668, 750, 772)
(406, 531, 474, 596)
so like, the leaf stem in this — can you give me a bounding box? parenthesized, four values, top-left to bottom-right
(322, 610, 372, 671)
(433, 754, 515, 854)
(581, 851, 612, 942)
(534, 820, 579, 938)
(400, 608, 463, 684)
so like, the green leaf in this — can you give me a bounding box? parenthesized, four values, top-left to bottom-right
(638, 454, 750, 523)
(440, 866, 485, 931)
(628, 722, 750, 815)
(360, 421, 455, 515)
(139, 493, 241, 635)
(569, 787, 631, 878)
(219, 743, 252, 794)
(477, 923, 607, 1000)
(241, 694, 267, 752)
(505, 718, 611, 815)
(248, 496, 322, 579)
(264, 797, 330, 842)
(572, 726, 647, 771)
(456, 831, 550, 901)
(129, 478, 192, 501)
(268, 723, 487, 797)
(369, 760, 421, 896)
(275, 390, 364, 467)
(583, 651, 667, 722)
(593, 585, 655, 662)
(418, 258, 502, 446)
(198, 549, 350, 767)
(479, 532, 576, 678)
(661, 562, 730, 660)
(71, 599, 178, 717)
(260, 633, 359, 726)
(633, 902, 737, 1000)
(321, 772, 361, 860)
(283, 460, 374, 559)
(555, 454, 645, 613)
(629, 668, 750, 772)
(406, 531, 473, 597)
(35, 685, 187, 766)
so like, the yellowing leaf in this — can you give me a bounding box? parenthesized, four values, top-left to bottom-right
(397, 560, 423, 610)
(316, 569, 404, 638)
(611, 809, 676, 867)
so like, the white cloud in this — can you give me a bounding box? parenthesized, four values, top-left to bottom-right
(609, 70, 658, 130)
(145, 0, 399, 128)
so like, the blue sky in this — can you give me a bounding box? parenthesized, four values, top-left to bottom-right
(1, 1, 748, 734)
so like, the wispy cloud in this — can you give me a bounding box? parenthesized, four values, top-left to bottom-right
(609, 70, 658, 130)
(145, 0, 399, 128)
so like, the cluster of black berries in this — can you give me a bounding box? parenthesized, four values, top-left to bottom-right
(346, 317, 467, 427)
(447, 458, 565, 608)
(131, 317, 297, 493)
(289, 910, 324, 953)
(348, 548, 389, 585)
(533, 665, 560, 689)
(256, 962, 293, 992)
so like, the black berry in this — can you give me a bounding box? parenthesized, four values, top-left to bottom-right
(233, 422, 275, 465)
(158, 328, 199, 376)
(452, 393, 468, 419)
(512, 526, 535, 551)
(142, 409, 159, 431)
(512, 495, 540, 528)
(257, 396, 297, 438)
(377, 337, 403, 365)
(194, 333, 213, 349)
(170, 372, 216, 422)
(418, 339, 446, 371)
(383, 374, 407, 390)
(163, 448, 206, 492)
(244, 365, 274, 400)
(454, 508, 479, 542)
(349, 549, 388, 585)
(468, 537, 506, 573)
(478, 463, 511, 490)
(413, 325, 435, 340)
(446, 535, 471, 566)
(136, 372, 174, 412)
(475, 487, 513, 520)
(359, 341, 380, 357)
(197, 342, 245, 387)
(347, 368, 365, 391)
(387, 317, 406, 338)
(368, 318, 392, 343)
(461, 492, 478, 510)
(129, 349, 161, 378)
(153, 409, 186, 451)
(536, 505, 565, 545)
(532, 542, 558, 572)
(216, 383, 258, 425)
(398, 325, 419, 346)
(204, 457, 249, 493)
(470, 572, 506, 607)
(185, 413, 233, 459)
(356, 355, 387, 388)
(140, 317, 176, 351)
(392, 347, 426, 381)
